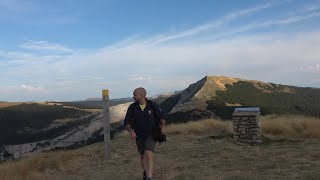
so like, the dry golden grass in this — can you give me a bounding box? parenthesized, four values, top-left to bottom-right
(1, 116, 320, 180)
(166, 119, 232, 135)
(165, 116, 320, 139)
(0, 102, 100, 113)
(44, 102, 101, 113)
(0, 102, 59, 108)
(0, 102, 25, 108)
(0, 151, 73, 180)
(261, 115, 320, 139)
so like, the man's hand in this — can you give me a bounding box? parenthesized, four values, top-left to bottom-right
(160, 125, 166, 135)
(129, 131, 137, 139)
(126, 124, 136, 139)
(160, 119, 166, 134)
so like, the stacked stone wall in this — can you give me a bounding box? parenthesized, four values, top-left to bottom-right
(233, 115, 261, 143)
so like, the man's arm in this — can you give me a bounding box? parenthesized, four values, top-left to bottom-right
(160, 119, 166, 127)
(153, 102, 166, 133)
(125, 124, 136, 139)
(159, 118, 166, 134)
(125, 124, 134, 133)
(124, 104, 136, 139)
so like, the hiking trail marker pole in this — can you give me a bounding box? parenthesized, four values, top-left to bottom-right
(102, 89, 111, 159)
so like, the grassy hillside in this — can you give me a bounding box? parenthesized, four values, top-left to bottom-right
(158, 76, 320, 120)
(0, 103, 91, 144)
(1, 116, 320, 180)
(0, 102, 56, 108)
(207, 81, 320, 119)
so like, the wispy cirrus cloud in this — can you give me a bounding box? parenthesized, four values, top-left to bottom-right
(142, 1, 288, 45)
(289, 4, 320, 15)
(261, 10, 320, 26)
(19, 40, 74, 53)
(205, 6, 320, 41)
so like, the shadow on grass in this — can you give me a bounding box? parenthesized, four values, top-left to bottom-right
(304, 172, 320, 180)
(260, 135, 303, 146)
(205, 133, 303, 147)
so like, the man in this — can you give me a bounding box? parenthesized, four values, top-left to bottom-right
(124, 87, 166, 180)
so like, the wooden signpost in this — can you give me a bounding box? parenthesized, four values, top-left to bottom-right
(102, 89, 111, 159)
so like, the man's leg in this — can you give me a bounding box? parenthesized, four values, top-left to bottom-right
(144, 150, 154, 178)
(143, 136, 156, 179)
(140, 154, 146, 171)
(138, 136, 156, 179)
(137, 139, 147, 179)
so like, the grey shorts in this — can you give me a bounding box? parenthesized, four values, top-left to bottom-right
(136, 136, 156, 155)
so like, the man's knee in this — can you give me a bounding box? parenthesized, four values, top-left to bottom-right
(144, 150, 153, 159)
(140, 154, 144, 161)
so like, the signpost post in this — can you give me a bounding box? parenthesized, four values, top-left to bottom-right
(102, 89, 110, 159)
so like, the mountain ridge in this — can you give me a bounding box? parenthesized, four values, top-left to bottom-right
(160, 75, 320, 120)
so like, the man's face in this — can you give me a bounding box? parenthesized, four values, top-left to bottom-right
(133, 90, 142, 102)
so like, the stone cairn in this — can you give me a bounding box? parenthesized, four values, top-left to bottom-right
(232, 107, 261, 143)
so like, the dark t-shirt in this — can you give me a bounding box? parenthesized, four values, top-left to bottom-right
(124, 99, 164, 140)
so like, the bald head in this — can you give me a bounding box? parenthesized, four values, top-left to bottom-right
(134, 87, 147, 97)
(133, 87, 147, 104)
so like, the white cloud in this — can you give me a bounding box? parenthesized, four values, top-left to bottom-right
(19, 40, 74, 52)
(79, 76, 105, 80)
(2, 31, 320, 100)
(20, 84, 45, 92)
(128, 75, 152, 81)
(300, 64, 320, 73)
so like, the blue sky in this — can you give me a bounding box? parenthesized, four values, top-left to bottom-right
(1, 0, 320, 101)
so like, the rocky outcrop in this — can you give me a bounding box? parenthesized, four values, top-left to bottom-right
(160, 76, 207, 114)
(159, 76, 219, 122)
(110, 102, 131, 123)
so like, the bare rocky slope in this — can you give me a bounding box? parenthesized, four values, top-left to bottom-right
(160, 76, 238, 122)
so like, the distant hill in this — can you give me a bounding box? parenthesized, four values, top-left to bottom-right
(84, 97, 132, 102)
(0, 100, 132, 146)
(160, 76, 320, 120)
(51, 97, 133, 110)
(0, 101, 129, 159)
(84, 97, 101, 101)
(0, 103, 91, 144)
(0, 102, 34, 108)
